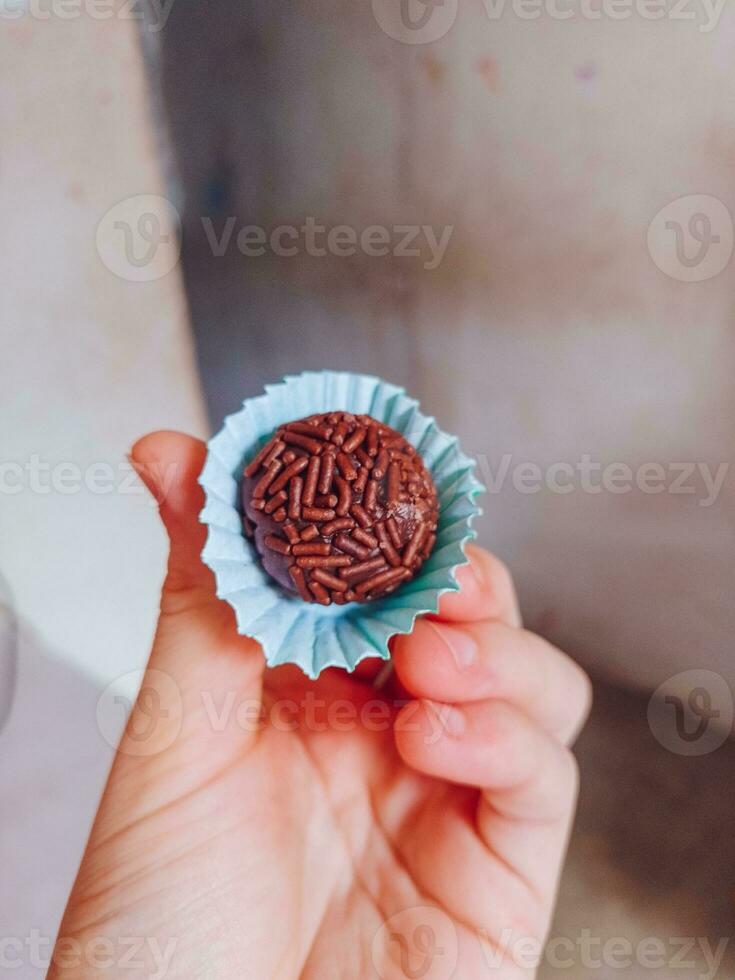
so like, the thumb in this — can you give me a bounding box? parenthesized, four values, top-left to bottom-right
(131, 429, 215, 602)
(129, 430, 265, 749)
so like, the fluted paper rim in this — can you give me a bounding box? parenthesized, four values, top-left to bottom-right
(198, 371, 484, 678)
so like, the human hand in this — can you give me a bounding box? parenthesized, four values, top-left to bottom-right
(50, 431, 591, 980)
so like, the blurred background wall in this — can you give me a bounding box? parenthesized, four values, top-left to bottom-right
(157, 0, 735, 698)
(0, 13, 206, 972)
(0, 7, 207, 688)
(1, 2, 734, 977)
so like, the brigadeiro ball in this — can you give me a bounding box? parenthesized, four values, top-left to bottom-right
(241, 412, 439, 604)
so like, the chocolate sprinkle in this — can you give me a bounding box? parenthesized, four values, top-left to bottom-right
(302, 455, 320, 507)
(241, 411, 439, 604)
(264, 490, 287, 514)
(283, 524, 301, 544)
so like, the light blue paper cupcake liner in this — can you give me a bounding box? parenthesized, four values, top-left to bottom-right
(198, 371, 484, 678)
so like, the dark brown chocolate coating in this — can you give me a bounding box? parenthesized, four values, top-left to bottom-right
(241, 412, 439, 604)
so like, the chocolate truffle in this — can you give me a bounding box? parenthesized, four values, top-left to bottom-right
(241, 412, 439, 604)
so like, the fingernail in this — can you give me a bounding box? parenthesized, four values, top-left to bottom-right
(423, 699, 466, 739)
(426, 620, 477, 671)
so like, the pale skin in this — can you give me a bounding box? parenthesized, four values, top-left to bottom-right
(50, 431, 592, 980)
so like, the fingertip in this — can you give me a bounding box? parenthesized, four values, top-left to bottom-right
(433, 544, 521, 627)
(396, 698, 566, 806)
(392, 618, 474, 700)
(130, 431, 207, 515)
(129, 431, 210, 592)
(131, 430, 206, 481)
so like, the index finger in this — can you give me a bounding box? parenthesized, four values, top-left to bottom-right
(432, 543, 522, 627)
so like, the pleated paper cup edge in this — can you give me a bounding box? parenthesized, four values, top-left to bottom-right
(198, 371, 485, 677)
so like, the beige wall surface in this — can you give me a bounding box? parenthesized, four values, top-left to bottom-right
(1, 3, 732, 698)
(0, 12, 207, 688)
(162, 2, 735, 696)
